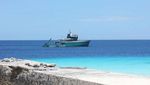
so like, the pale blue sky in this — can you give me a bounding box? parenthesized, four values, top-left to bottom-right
(0, 0, 150, 40)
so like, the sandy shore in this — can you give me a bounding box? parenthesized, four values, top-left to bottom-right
(0, 58, 150, 85)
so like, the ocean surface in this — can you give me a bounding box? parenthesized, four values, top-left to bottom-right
(0, 40, 150, 76)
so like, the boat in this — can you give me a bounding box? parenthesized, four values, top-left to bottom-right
(43, 32, 90, 47)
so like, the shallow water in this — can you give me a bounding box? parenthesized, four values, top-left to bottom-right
(32, 56, 150, 76)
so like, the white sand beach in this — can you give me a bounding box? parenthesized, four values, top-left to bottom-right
(0, 58, 150, 85)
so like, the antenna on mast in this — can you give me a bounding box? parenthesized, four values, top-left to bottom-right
(69, 29, 71, 34)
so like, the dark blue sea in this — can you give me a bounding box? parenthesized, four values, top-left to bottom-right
(0, 40, 150, 76)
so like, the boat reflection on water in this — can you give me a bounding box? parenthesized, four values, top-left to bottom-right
(43, 32, 90, 47)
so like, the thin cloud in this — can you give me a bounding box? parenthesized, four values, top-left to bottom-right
(79, 16, 138, 22)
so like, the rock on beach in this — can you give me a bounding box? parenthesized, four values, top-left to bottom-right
(0, 57, 150, 85)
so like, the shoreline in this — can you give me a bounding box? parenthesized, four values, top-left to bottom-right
(0, 57, 150, 85)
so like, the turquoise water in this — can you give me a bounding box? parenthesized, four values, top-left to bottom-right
(1, 40, 150, 76)
(32, 56, 150, 77)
